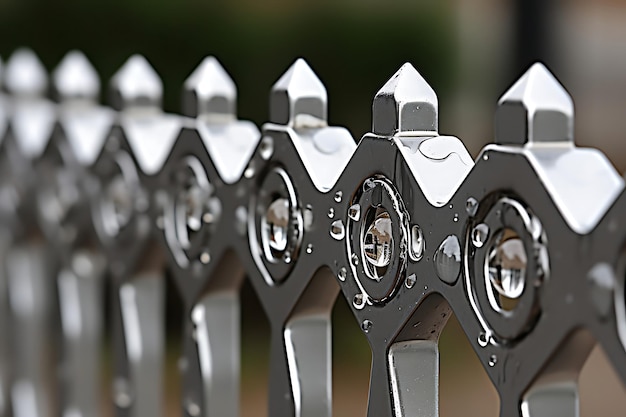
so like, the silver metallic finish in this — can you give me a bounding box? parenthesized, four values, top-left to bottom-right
(109, 55, 162, 111)
(6, 244, 55, 417)
(242, 58, 355, 417)
(372, 63, 437, 136)
(52, 50, 100, 102)
(155, 55, 261, 417)
(89, 54, 176, 417)
(1, 51, 626, 417)
(490, 64, 623, 234)
(1, 49, 59, 417)
(57, 251, 106, 417)
(495, 62, 573, 145)
(388, 340, 438, 417)
(182, 56, 237, 120)
(270, 58, 327, 128)
(0, 231, 10, 417)
(4, 48, 48, 97)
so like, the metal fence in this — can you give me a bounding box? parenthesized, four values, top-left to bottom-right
(0, 47, 624, 417)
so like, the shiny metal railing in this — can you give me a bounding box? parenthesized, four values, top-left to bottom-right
(0, 48, 624, 417)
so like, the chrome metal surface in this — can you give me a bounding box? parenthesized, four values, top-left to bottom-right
(0, 49, 624, 417)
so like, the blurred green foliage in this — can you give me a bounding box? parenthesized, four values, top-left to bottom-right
(0, 0, 456, 139)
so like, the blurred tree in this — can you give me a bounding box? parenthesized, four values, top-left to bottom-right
(0, 0, 456, 139)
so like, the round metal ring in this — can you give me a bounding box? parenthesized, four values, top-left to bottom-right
(346, 176, 409, 305)
(466, 195, 549, 343)
(249, 165, 303, 284)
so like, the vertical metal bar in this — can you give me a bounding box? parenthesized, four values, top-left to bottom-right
(57, 250, 106, 417)
(6, 243, 56, 417)
(184, 292, 240, 417)
(112, 272, 164, 417)
(0, 231, 12, 417)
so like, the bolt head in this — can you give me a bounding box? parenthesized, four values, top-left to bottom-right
(4, 48, 48, 96)
(109, 55, 162, 111)
(269, 58, 327, 127)
(53, 50, 100, 102)
(182, 56, 237, 119)
(495, 62, 573, 145)
(372, 63, 438, 136)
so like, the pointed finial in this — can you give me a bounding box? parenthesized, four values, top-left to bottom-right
(182, 56, 236, 119)
(495, 62, 573, 145)
(372, 63, 438, 136)
(109, 54, 162, 111)
(270, 58, 327, 127)
(52, 50, 100, 102)
(4, 48, 48, 96)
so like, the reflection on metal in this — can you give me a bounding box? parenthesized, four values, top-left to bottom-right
(188, 292, 240, 417)
(388, 340, 438, 417)
(0, 48, 624, 417)
(522, 381, 578, 417)
(284, 314, 332, 417)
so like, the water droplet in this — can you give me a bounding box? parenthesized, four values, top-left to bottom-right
(334, 191, 343, 203)
(283, 251, 292, 264)
(244, 161, 256, 179)
(405, 273, 417, 289)
(409, 224, 425, 261)
(306, 244, 313, 254)
(363, 209, 393, 272)
(113, 377, 132, 408)
(348, 204, 361, 221)
(478, 332, 489, 347)
(466, 197, 478, 216)
(488, 354, 497, 367)
(434, 235, 461, 285)
(483, 154, 489, 161)
(361, 319, 373, 333)
(488, 231, 526, 301)
(330, 220, 345, 240)
(262, 198, 289, 252)
(351, 253, 359, 266)
(453, 214, 459, 222)
(199, 251, 211, 264)
(353, 293, 364, 308)
(449, 204, 453, 209)
(587, 262, 615, 318)
(259, 136, 274, 160)
(338, 267, 347, 282)
(471, 223, 490, 248)
(179, 183, 215, 235)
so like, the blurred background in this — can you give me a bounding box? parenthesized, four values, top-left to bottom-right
(1, 0, 626, 415)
